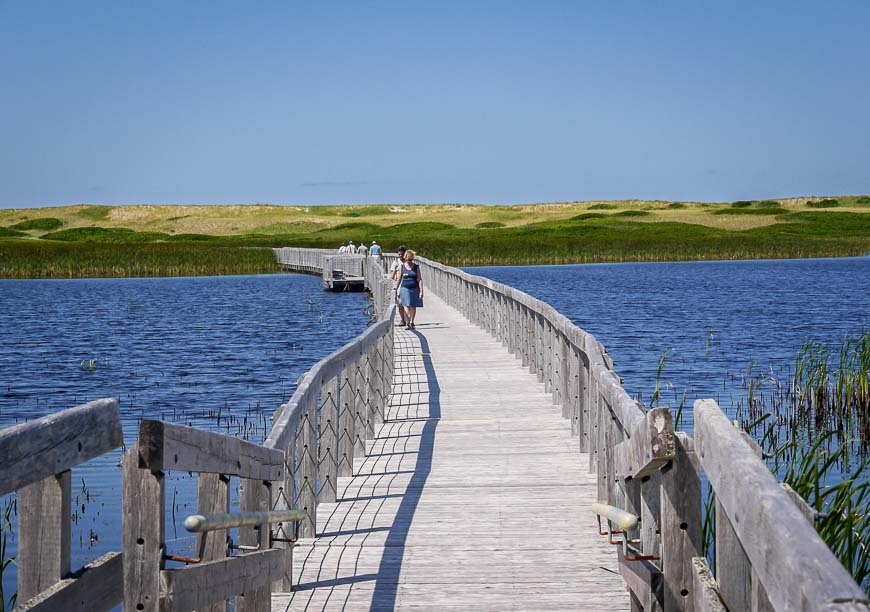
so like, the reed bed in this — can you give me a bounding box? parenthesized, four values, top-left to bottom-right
(0, 240, 277, 278)
(732, 333, 870, 590)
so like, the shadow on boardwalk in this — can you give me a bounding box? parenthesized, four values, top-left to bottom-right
(286, 327, 440, 611)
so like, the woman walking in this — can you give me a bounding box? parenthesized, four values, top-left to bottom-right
(396, 249, 424, 329)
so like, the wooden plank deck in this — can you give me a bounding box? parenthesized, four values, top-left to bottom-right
(272, 294, 628, 611)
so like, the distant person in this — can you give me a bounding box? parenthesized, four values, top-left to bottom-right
(357, 242, 368, 256)
(347, 240, 357, 254)
(395, 249, 423, 329)
(369, 241, 382, 258)
(389, 246, 408, 326)
(338, 242, 348, 253)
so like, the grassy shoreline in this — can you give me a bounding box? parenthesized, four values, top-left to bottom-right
(1, 198, 869, 278)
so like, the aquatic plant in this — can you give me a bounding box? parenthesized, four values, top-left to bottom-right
(0, 496, 17, 612)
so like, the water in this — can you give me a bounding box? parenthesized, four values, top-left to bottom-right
(465, 257, 870, 432)
(0, 273, 369, 603)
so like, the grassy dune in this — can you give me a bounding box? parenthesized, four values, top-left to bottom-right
(1, 197, 869, 277)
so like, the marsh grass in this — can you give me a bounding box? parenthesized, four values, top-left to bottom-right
(733, 333, 870, 590)
(807, 199, 841, 208)
(0, 205, 868, 278)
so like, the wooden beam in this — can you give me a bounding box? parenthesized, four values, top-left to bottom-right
(691, 557, 727, 612)
(159, 549, 289, 612)
(615, 407, 676, 480)
(617, 548, 663, 612)
(17, 471, 71, 603)
(17, 551, 122, 612)
(0, 398, 122, 496)
(694, 398, 870, 611)
(122, 443, 165, 612)
(660, 433, 702, 612)
(138, 420, 284, 481)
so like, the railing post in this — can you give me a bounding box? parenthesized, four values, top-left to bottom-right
(237, 478, 273, 610)
(338, 362, 355, 478)
(588, 366, 600, 473)
(319, 375, 339, 504)
(297, 396, 317, 538)
(661, 432, 703, 612)
(17, 470, 71, 603)
(122, 442, 165, 612)
(197, 472, 231, 612)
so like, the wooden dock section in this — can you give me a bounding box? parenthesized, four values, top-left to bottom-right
(273, 295, 626, 611)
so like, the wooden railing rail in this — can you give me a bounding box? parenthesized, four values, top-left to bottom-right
(0, 398, 124, 611)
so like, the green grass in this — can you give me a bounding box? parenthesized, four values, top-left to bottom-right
(667, 202, 687, 209)
(713, 207, 784, 216)
(0, 239, 277, 278)
(0, 228, 25, 238)
(807, 199, 841, 208)
(9, 217, 63, 231)
(613, 210, 650, 217)
(76, 205, 114, 220)
(0, 200, 868, 277)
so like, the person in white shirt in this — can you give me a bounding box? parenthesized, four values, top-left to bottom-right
(338, 243, 348, 253)
(347, 240, 357, 254)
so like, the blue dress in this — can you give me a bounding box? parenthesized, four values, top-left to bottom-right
(399, 263, 424, 307)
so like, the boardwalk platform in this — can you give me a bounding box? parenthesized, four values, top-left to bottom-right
(273, 294, 627, 611)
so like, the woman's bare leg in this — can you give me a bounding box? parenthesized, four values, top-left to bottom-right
(406, 306, 416, 325)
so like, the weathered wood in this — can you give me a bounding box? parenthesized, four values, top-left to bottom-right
(122, 443, 165, 612)
(17, 470, 71, 603)
(615, 407, 675, 480)
(160, 548, 289, 612)
(661, 432, 702, 612)
(319, 376, 339, 503)
(237, 478, 272, 611)
(139, 420, 284, 481)
(197, 472, 230, 612)
(17, 551, 122, 612)
(692, 557, 728, 612)
(339, 362, 357, 472)
(715, 498, 751, 611)
(617, 548, 662, 612)
(639, 471, 661, 558)
(694, 398, 869, 611)
(297, 396, 317, 538)
(0, 398, 122, 496)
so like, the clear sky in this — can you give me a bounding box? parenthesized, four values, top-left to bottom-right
(2, 1, 868, 208)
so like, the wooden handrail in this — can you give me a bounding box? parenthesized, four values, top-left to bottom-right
(0, 398, 124, 610)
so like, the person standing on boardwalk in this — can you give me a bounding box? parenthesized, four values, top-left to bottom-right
(357, 242, 368, 257)
(346, 240, 357, 254)
(389, 246, 408, 326)
(369, 240, 382, 258)
(395, 249, 424, 329)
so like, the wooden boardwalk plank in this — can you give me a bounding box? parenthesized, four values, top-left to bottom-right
(274, 294, 627, 611)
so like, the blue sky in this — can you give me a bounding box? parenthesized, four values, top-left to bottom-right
(1, 1, 868, 208)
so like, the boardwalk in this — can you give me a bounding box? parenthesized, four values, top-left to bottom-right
(8, 250, 867, 612)
(274, 294, 627, 611)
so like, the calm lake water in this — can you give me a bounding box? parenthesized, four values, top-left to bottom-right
(1, 258, 868, 603)
(0, 273, 369, 602)
(466, 257, 870, 431)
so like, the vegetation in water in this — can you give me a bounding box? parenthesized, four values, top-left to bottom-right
(732, 333, 870, 590)
(0, 497, 16, 612)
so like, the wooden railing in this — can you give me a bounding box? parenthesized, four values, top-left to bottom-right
(0, 399, 124, 611)
(413, 255, 869, 612)
(118, 254, 397, 610)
